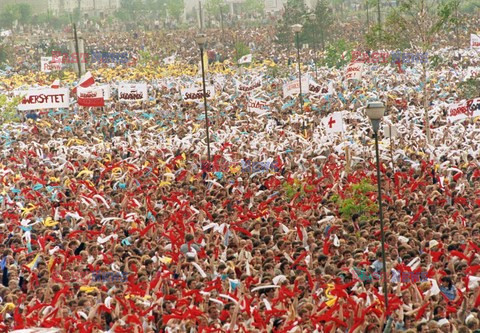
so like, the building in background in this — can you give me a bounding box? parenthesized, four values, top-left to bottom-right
(48, 0, 121, 17)
(0, 0, 49, 14)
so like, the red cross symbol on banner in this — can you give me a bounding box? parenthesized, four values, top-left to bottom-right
(328, 117, 336, 128)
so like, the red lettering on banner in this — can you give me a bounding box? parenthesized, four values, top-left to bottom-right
(22, 94, 65, 105)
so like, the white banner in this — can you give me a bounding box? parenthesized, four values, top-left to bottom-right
(97, 84, 111, 100)
(282, 76, 309, 98)
(308, 79, 329, 95)
(247, 99, 269, 115)
(181, 86, 215, 101)
(238, 54, 252, 64)
(118, 83, 147, 102)
(465, 67, 480, 80)
(16, 88, 69, 111)
(447, 98, 480, 123)
(41, 57, 62, 73)
(471, 34, 480, 48)
(236, 80, 262, 94)
(345, 62, 363, 80)
(77, 86, 102, 98)
(322, 112, 344, 134)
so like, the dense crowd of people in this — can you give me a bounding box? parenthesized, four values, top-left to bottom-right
(0, 13, 480, 333)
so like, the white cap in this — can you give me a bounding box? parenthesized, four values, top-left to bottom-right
(437, 318, 449, 326)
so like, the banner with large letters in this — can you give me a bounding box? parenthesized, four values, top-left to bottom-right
(447, 98, 480, 122)
(282, 76, 309, 98)
(247, 98, 269, 115)
(41, 57, 62, 72)
(181, 86, 215, 101)
(308, 79, 329, 95)
(16, 88, 69, 111)
(77, 86, 105, 107)
(236, 80, 262, 94)
(118, 83, 147, 102)
(345, 62, 364, 80)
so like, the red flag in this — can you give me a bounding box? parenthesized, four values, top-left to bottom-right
(72, 71, 95, 94)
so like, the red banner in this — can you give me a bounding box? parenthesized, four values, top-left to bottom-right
(78, 96, 104, 107)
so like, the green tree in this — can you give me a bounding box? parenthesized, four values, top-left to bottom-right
(234, 41, 250, 63)
(18, 3, 32, 25)
(303, 0, 333, 50)
(205, 0, 226, 18)
(0, 4, 21, 29)
(240, 0, 265, 16)
(320, 39, 353, 69)
(275, 0, 308, 45)
(331, 179, 378, 221)
(166, 0, 184, 22)
(384, 0, 454, 143)
(0, 95, 23, 123)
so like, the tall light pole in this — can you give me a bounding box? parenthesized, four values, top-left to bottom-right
(292, 24, 303, 113)
(365, 101, 388, 312)
(196, 33, 211, 162)
(308, 13, 318, 80)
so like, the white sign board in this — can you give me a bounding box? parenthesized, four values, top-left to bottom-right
(247, 99, 269, 115)
(118, 83, 147, 102)
(471, 34, 480, 48)
(16, 88, 69, 111)
(41, 57, 62, 72)
(181, 86, 215, 101)
(447, 98, 480, 122)
(282, 76, 309, 98)
(345, 62, 364, 80)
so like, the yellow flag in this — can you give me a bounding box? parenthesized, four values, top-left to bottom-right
(26, 253, 41, 269)
(79, 286, 99, 293)
(44, 217, 59, 227)
(325, 283, 338, 307)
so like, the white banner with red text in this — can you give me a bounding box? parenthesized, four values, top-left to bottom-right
(247, 98, 270, 115)
(41, 57, 62, 73)
(16, 88, 69, 111)
(447, 98, 480, 122)
(282, 76, 309, 98)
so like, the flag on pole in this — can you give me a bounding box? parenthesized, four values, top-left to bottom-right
(238, 54, 253, 65)
(72, 71, 95, 94)
(51, 79, 60, 89)
(322, 112, 344, 134)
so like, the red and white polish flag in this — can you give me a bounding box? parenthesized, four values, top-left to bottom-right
(51, 79, 61, 89)
(72, 71, 95, 94)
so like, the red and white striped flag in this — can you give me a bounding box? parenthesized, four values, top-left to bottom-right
(51, 79, 60, 89)
(72, 71, 95, 94)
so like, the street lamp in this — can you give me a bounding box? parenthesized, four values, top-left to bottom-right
(308, 13, 318, 80)
(291, 24, 303, 113)
(365, 100, 388, 312)
(196, 33, 211, 162)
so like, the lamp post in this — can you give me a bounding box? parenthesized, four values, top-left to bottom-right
(292, 24, 303, 113)
(308, 13, 318, 80)
(365, 101, 388, 312)
(196, 33, 211, 162)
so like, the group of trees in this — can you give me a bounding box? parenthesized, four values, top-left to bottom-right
(276, 0, 333, 50)
(0, 3, 32, 29)
(115, 0, 185, 23)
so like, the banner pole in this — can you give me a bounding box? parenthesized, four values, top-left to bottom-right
(73, 23, 82, 79)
